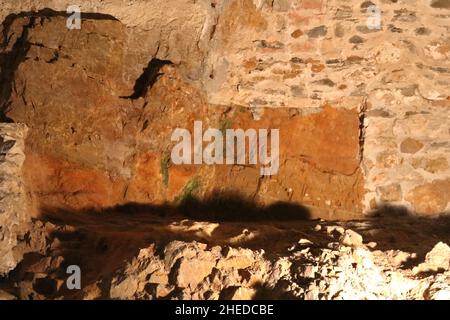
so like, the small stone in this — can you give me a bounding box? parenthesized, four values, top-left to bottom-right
(239, 269, 262, 287)
(27, 257, 52, 273)
(349, 35, 365, 44)
(400, 138, 424, 154)
(366, 109, 392, 118)
(413, 242, 450, 274)
(298, 238, 313, 246)
(155, 284, 174, 298)
(55, 279, 65, 291)
(175, 256, 215, 290)
(425, 273, 450, 300)
(216, 254, 254, 270)
(110, 276, 139, 299)
(300, 264, 317, 278)
(386, 250, 414, 267)
(367, 242, 377, 249)
(291, 29, 303, 38)
(339, 229, 364, 248)
(334, 23, 345, 37)
(290, 57, 304, 64)
(149, 270, 169, 285)
(50, 256, 65, 270)
(400, 84, 418, 97)
(360, 1, 375, 11)
(257, 40, 284, 50)
(311, 63, 326, 72)
(335, 7, 353, 19)
(273, 0, 291, 11)
(376, 150, 402, 168)
(356, 25, 380, 33)
(431, 0, 450, 9)
(305, 286, 320, 300)
(313, 78, 335, 87)
(290, 85, 305, 97)
(314, 224, 322, 232)
(415, 27, 431, 35)
(430, 289, 450, 300)
(0, 290, 16, 300)
(82, 281, 102, 300)
(406, 179, 450, 215)
(411, 157, 449, 173)
(377, 183, 402, 202)
(220, 286, 256, 300)
(307, 26, 327, 38)
(326, 225, 345, 236)
(18, 281, 40, 300)
(164, 241, 206, 270)
(388, 25, 403, 33)
(393, 9, 417, 22)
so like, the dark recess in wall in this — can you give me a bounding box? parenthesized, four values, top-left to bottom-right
(121, 59, 173, 99)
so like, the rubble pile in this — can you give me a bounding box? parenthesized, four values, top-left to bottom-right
(109, 227, 450, 300)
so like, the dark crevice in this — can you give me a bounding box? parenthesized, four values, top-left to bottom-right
(120, 59, 173, 100)
(1, 8, 119, 25)
(358, 97, 368, 165)
(46, 50, 59, 64)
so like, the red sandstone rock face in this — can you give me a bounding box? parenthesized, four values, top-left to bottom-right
(2, 15, 135, 212)
(23, 153, 127, 214)
(214, 105, 363, 211)
(1, 14, 364, 218)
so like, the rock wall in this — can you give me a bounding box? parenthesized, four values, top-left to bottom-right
(204, 0, 450, 215)
(0, 0, 448, 217)
(0, 124, 31, 274)
(108, 239, 450, 300)
(0, 10, 364, 218)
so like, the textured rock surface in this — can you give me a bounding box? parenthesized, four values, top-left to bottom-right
(1, 210, 449, 300)
(107, 237, 450, 300)
(0, 1, 448, 216)
(0, 0, 448, 300)
(0, 12, 362, 217)
(7, 225, 450, 300)
(0, 124, 45, 275)
(0, 124, 29, 274)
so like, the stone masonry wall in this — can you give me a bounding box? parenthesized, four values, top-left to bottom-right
(203, 0, 450, 215)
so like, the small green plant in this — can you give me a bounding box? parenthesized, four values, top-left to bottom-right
(160, 154, 170, 187)
(175, 176, 200, 203)
(234, 105, 246, 115)
(219, 118, 233, 134)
